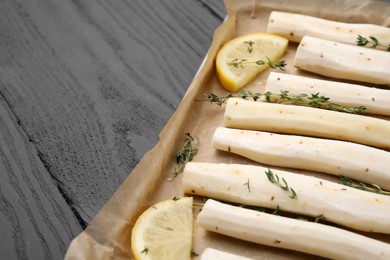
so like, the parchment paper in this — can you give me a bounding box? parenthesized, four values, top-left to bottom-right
(65, 0, 390, 259)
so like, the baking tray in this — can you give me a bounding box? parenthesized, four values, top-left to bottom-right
(65, 0, 390, 259)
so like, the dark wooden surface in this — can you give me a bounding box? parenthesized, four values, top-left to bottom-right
(0, 0, 225, 258)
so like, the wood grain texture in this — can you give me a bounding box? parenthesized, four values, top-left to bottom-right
(0, 95, 83, 259)
(0, 0, 224, 258)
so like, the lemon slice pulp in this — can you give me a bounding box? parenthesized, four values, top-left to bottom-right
(131, 197, 193, 260)
(216, 33, 288, 92)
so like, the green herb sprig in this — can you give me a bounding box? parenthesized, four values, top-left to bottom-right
(297, 214, 324, 223)
(199, 90, 366, 114)
(238, 204, 280, 214)
(265, 169, 297, 199)
(340, 176, 390, 196)
(240, 203, 330, 225)
(203, 91, 262, 106)
(356, 35, 390, 51)
(244, 178, 251, 192)
(271, 90, 366, 114)
(171, 133, 198, 178)
(228, 57, 287, 70)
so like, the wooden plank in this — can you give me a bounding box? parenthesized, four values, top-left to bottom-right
(0, 0, 225, 227)
(0, 94, 83, 259)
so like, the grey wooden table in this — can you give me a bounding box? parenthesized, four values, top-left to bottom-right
(0, 0, 225, 258)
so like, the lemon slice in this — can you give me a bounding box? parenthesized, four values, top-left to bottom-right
(216, 33, 288, 92)
(131, 197, 193, 260)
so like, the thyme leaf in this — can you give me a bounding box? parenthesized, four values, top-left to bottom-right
(141, 247, 149, 254)
(297, 214, 325, 223)
(171, 133, 198, 178)
(314, 214, 324, 223)
(198, 90, 366, 114)
(244, 40, 255, 53)
(272, 205, 280, 215)
(265, 169, 298, 199)
(239, 204, 268, 213)
(357, 35, 390, 51)
(340, 176, 390, 195)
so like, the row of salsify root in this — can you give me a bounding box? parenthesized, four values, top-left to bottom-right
(185, 11, 390, 260)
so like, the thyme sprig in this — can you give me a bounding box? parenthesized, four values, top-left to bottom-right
(272, 90, 366, 114)
(199, 90, 366, 114)
(340, 176, 390, 196)
(356, 35, 390, 51)
(265, 169, 297, 199)
(238, 203, 331, 225)
(244, 178, 251, 192)
(297, 214, 324, 223)
(239, 204, 279, 214)
(228, 57, 287, 70)
(171, 133, 198, 178)
(202, 91, 262, 106)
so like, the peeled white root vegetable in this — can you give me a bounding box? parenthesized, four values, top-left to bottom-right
(200, 248, 254, 260)
(224, 98, 390, 149)
(212, 127, 390, 191)
(266, 11, 390, 47)
(265, 72, 390, 116)
(294, 36, 390, 85)
(198, 199, 390, 260)
(183, 162, 390, 233)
